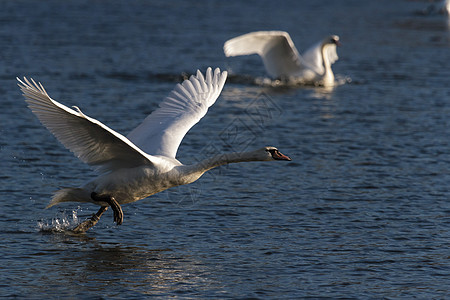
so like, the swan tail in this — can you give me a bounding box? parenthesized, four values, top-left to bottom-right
(46, 188, 91, 208)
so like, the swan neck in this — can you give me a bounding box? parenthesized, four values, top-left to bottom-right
(189, 151, 262, 175)
(321, 44, 334, 85)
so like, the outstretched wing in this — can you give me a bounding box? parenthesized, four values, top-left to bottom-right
(126, 67, 227, 158)
(18, 77, 154, 174)
(302, 38, 339, 75)
(224, 31, 305, 78)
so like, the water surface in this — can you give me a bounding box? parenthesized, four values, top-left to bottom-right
(1, 0, 450, 298)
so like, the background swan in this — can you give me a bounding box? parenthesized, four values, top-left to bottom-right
(224, 31, 341, 87)
(18, 67, 291, 233)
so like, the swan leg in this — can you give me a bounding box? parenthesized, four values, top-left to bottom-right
(72, 206, 108, 233)
(90, 192, 124, 226)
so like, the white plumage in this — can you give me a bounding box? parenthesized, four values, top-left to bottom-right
(224, 31, 340, 86)
(127, 68, 225, 158)
(18, 67, 291, 231)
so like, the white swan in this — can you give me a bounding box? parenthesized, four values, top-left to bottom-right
(224, 31, 341, 87)
(18, 67, 291, 233)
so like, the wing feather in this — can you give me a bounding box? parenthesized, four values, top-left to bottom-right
(18, 77, 154, 174)
(224, 31, 306, 78)
(126, 67, 227, 158)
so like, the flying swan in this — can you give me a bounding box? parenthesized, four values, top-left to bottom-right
(224, 31, 341, 87)
(18, 68, 291, 233)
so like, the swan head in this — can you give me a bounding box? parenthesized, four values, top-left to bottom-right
(261, 146, 291, 161)
(324, 35, 341, 47)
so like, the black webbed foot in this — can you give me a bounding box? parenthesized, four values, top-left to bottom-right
(91, 192, 124, 225)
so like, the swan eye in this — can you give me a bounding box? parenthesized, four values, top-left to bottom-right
(330, 37, 341, 46)
(267, 149, 278, 156)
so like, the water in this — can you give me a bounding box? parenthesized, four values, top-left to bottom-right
(1, 0, 450, 298)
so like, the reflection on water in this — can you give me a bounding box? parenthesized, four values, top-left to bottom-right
(223, 79, 340, 122)
(227, 73, 351, 89)
(30, 236, 220, 297)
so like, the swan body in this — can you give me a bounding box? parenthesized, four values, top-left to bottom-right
(53, 147, 284, 207)
(224, 31, 340, 87)
(18, 68, 291, 231)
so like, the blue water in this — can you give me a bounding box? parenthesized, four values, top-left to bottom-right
(1, 0, 450, 298)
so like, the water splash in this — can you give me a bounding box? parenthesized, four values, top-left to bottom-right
(37, 208, 81, 233)
(253, 74, 351, 88)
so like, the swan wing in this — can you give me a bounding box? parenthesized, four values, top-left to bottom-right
(302, 39, 339, 75)
(18, 77, 154, 174)
(126, 67, 227, 158)
(224, 31, 305, 78)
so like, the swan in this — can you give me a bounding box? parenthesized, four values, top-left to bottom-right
(224, 31, 341, 87)
(18, 68, 291, 233)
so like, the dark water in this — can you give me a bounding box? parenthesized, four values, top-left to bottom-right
(1, 0, 450, 298)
